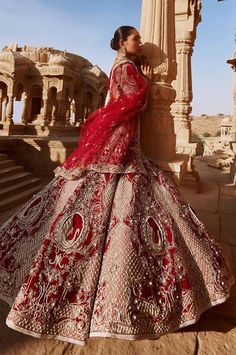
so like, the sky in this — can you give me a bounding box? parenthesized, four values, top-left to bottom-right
(0, 0, 235, 117)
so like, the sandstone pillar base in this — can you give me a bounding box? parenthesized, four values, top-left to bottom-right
(154, 153, 200, 191)
(154, 153, 189, 186)
(176, 142, 197, 170)
(176, 142, 200, 190)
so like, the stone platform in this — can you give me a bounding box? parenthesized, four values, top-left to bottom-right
(0, 158, 235, 355)
(0, 135, 79, 178)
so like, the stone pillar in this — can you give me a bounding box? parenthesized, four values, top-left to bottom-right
(232, 69, 236, 142)
(6, 94, 14, 123)
(227, 53, 236, 141)
(33, 85, 49, 126)
(75, 101, 83, 127)
(70, 99, 76, 125)
(41, 96, 49, 124)
(0, 89, 3, 121)
(172, 0, 202, 175)
(21, 92, 28, 124)
(2, 92, 15, 135)
(172, 33, 193, 145)
(2, 97, 7, 122)
(65, 98, 71, 126)
(49, 102, 58, 126)
(40, 92, 50, 126)
(227, 51, 236, 184)
(140, 0, 189, 185)
(50, 89, 66, 127)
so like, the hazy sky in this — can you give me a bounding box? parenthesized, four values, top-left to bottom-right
(0, 0, 235, 116)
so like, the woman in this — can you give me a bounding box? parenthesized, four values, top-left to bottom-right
(0, 26, 234, 346)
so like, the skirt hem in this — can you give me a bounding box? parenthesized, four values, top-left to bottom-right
(4, 287, 234, 347)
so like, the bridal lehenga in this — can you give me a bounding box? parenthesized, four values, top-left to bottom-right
(0, 58, 234, 346)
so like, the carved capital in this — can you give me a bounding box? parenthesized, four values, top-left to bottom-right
(172, 102, 192, 119)
(153, 59, 177, 84)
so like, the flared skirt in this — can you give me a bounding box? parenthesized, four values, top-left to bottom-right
(0, 160, 234, 345)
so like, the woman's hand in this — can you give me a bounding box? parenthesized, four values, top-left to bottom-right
(141, 63, 153, 80)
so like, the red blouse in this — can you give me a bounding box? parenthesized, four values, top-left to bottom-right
(55, 58, 149, 179)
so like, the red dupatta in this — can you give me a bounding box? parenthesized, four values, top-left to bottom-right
(54, 58, 148, 178)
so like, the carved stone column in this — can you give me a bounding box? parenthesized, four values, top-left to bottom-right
(2, 92, 14, 134)
(227, 52, 236, 142)
(6, 94, 14, 123)
(70, 99, 76, 125)
(33, 84, 50, 126)
(172, 32, 194, 144)
(172, 0, 202, 179)
(49, 103, 58, 126)
(40, 84, 50, 126)
(75, 101, 83, 127)
(227, 50, 236, 184)
(2, 97, 7, 122)
(56, 98, 67, 126)
(0, 89, 3, 121)
(140, 0, 189, 185)
(50, 90, 66, 127)
(65, 98, 72, 126)
(21, 92, 28, 124)
(41, 97, 49, 124)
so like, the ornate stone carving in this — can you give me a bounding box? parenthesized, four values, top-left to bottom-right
(0, 44, 108, 135)
(227, 50, 236, 183)
(140, 0, 177, 161)
(171, 0, 202, 177)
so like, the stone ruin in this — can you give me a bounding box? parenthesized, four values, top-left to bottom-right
(201, 115, 235, 169)
(0, 43, 108, 137)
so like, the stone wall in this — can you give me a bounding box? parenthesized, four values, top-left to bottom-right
(0, 137, 78, 177)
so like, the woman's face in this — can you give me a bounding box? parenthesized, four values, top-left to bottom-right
(120, 29, 143, 56)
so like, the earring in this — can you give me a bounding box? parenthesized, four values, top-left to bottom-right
(121, 46, 126, 54)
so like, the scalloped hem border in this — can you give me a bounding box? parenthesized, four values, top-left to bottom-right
(89, 290, 234, 341)
(4, 286, 234, 347)
(5, 319, 86, 346)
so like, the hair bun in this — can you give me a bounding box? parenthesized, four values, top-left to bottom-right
(110, 38, 117, 50)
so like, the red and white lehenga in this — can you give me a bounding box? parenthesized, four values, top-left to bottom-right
(0, 58, 234, 346)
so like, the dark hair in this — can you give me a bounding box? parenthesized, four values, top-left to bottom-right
(110, 26, 136, 51)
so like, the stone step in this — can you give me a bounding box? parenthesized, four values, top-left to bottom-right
(0, 166, 24, 179)
(0, 172, 33, 189)
(0, 178, 42, 200)
(0, 153, 8, 161)
(0, 184, 45, 213)
(0, 159, 15, 169)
